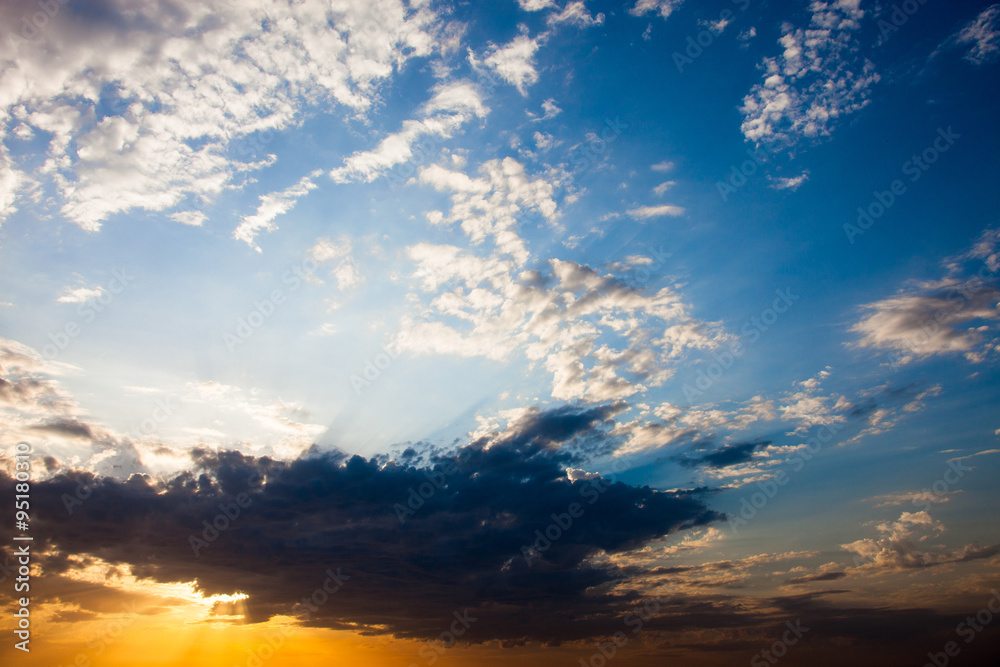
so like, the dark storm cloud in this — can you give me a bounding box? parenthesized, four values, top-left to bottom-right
(675, 441, 769, 469)
(0, 405, 721, 644)
(29, 418, 95, 439)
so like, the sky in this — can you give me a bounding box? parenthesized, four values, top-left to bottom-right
(1, 0, 1000, 665)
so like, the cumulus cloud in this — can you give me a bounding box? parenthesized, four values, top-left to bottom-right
(395, 157, 727, 404)
(842, 511, 1000, 572)
(480, 33, 543, 95)
(740, 0, 879, 145)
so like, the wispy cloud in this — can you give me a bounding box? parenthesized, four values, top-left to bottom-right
(627, 204, 685, 219)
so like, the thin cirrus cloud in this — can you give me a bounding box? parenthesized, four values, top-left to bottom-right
(627, 204, 685, 219)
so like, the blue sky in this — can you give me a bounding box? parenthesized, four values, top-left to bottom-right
(2, 1, 1000, 664)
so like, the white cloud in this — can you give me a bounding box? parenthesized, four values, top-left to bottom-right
(547, 2, 605, 28)
(740, 1, 878, 145)
(851, 282, 1000, 363)
(0, 0, 444, 232)
(331, 260, 363, 291)
(653, 181, 676, 196)
(955, 4, 1000, 64)
(169, 211, 207, 227)
(308, 236, 352, 263)
(651, 160, 674, 172)
(533, 131, 558, 151)
(629, 0, 685, 20)
(233, 170, 323, 252)
(0, 147, 25, 226)
(57, 286, 105, 304)
(481, 33, 542, 96)
(306, 235, 362, 291)
(699, 17, 731, 34)
(853, 227, 1000, 363)
(769, 172, 809, 191)
(627, 204, 685, 219)
(540, 98, 562, 120)
(329, 82, 487, 183)
(517, 0, 557, 10)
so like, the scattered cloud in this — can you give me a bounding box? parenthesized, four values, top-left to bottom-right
(547, 2, 605, 28)
(769, 172, 810, 191)
(481, 33, 543, 96)
(842, 511, 1000, 572)
(955, 4, 1000, 65)
(629, 0, 685, 20)
(0, 0, 444, 232)
(740, 1, 878, 145)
